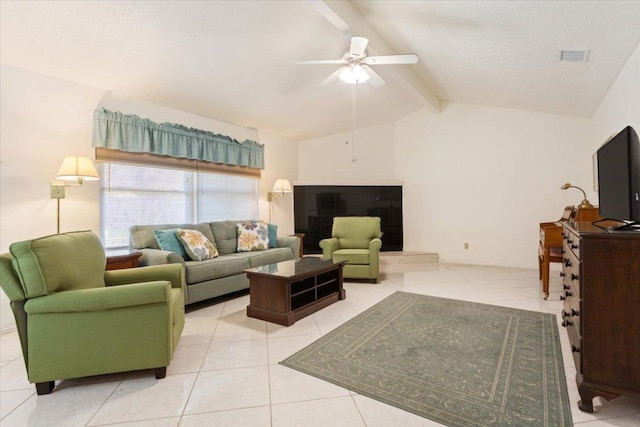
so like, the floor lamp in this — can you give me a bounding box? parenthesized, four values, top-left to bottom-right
(51, 156, 100, 233)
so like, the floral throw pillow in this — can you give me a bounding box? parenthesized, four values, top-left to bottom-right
(176, 228, 219, 261)
(237, 222, 269, 252)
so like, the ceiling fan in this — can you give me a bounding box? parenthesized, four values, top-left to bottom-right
(297, 36, 418, 87)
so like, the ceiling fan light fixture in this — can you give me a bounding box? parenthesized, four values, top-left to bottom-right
(339, 64, 370, 84)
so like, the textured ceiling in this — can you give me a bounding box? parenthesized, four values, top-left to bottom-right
(2, 1, 640, 141)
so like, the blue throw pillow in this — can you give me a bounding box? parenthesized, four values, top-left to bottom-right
(154, 229, 189, 259)
(267, 223, 278, 248)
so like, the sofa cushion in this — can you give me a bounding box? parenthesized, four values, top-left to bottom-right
(176, 229, 219, 261)
(237, 222, 269, 252)
(184, 254, 251, 283)
(10, 231, 106, 298)
(130, 223, 216, 250)
(210, 220, 241, 255)
(154, 229, 189, 259)
(247, 247, 294, 268)
(332, 249, 371, 265)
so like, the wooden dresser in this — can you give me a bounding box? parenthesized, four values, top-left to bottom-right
(560, 221, 640, 412)
(539, 206, 600, 299)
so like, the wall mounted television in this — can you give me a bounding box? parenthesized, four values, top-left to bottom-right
(596, 125, 640, 230)
(294, 185, 403, 254)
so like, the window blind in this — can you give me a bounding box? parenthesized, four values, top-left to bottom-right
(100, 163, 258, 249)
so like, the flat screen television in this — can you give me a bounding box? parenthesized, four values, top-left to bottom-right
(596, 125, 640, 229)
(294, 185, 403, 253)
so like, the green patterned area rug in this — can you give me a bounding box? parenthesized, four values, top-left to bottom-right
(281, 291, 572, 427)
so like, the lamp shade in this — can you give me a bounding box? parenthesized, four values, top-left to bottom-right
(339, 65, 370, 84)
(272, 179, 292, 195)
(56, 156, 100, 183)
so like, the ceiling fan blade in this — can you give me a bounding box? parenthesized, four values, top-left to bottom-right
(296, 59, 345, 65)
(350, 36, 368, 56)
(319, 67, 344, 87)
(362, 65, 385, 87)
(363, 54, 419, 65)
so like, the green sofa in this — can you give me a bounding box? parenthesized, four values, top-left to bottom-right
(129, 220, 300, 305)
(0, 231, 185, 395)
(320, 216, 382, 283)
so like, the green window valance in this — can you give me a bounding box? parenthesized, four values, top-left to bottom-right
(92, 108, 264, 169)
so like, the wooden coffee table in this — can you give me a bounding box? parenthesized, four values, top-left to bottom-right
(245, 257, 346, 326)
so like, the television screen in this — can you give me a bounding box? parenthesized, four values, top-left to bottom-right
(294, 185, 403, 254)
(596, 126, 640, 225)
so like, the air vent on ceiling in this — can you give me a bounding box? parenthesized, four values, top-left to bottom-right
(560, 50, 590, 62)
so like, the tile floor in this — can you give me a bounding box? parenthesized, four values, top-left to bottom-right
(2, 262, 640, 426)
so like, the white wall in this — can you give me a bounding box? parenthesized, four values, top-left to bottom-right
(298, 123, 396, 184)
(393, 103, 591, 267)
(0, 64, 295, 330)
(258, 132, 298, 234)
(1, 65, 105, 329)
(591, 43, 640, 164)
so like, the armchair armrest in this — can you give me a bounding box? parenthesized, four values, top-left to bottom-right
(138, 248, 185, 266)
(24, 281, 172, 314)
(277, 235, 301, 258)
(369, 238, 382, 252)
(319, 238, 340, 260)
(104, 264, 184, 290)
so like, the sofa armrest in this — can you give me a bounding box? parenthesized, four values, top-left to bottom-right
(138, 248, 186, 266)
(319, 238, 340, 260)
(104, 264, 184, 290)
(24, 281, 172, 314)
(277, 235, 301, 259)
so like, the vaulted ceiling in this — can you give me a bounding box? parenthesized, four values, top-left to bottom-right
(2, 1, 640, 140)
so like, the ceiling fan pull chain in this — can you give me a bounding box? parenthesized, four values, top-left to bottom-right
(352, 83, 357, 162)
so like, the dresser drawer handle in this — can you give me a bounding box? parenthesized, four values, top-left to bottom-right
(571, 345, 580, 353)
(560, 272, 565, 277)
(571, 244, 578, 249)
(565, 290, 573, 297)
(571, 273, 579, 281)
(562, 319, 573, 327)
(564, 258, 572, 267)
(571, 309, 580, 317)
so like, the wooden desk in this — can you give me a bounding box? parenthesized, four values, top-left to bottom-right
(105, 250, 142, 270)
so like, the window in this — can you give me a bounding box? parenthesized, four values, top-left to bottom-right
(100, 163, 258, 249)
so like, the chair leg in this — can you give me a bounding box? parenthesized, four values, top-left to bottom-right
(155, 367, 167, 379)
(35, 381, 55, 395)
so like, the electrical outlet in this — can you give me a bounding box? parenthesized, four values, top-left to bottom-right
(50, 182, 66, 199)
(464, 242, 469, 250)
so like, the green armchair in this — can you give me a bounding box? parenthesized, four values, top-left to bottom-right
(319, 216, 382, 283)
(0, 231, 185, 395)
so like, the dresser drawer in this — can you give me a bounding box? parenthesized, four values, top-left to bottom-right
(563, 229, 581, 259)
(562, 290, 581, 333)
(566, 321, 582, 373)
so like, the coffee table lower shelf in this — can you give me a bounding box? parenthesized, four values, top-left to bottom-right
(247, 292, 343, 326)
(245, 258, 346, 326)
